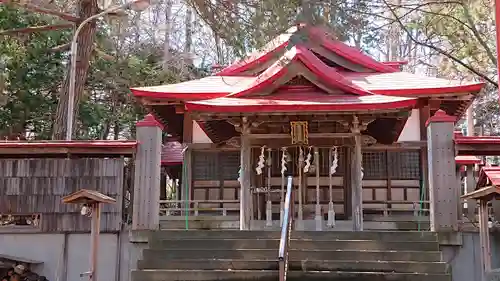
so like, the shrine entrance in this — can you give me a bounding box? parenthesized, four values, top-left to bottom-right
(250, 145, 350, 229)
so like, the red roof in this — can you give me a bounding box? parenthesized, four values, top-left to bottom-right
(131, 25, 484, 113)
(477, 167, 500, 188)
(186, 93, 416, 113)
(161, 141, 184, 166)
(215, 25, 398, 76)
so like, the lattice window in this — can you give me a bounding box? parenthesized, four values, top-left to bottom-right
(362, 151, 387, 179)
(192, 151, 218, 180)
(388, 150, 421, 179)
(220, 151, 240, 180)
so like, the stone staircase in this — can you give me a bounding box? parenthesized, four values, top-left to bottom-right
(132, 230, 450, 281)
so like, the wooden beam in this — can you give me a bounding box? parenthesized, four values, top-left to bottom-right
(0, 147, 135, 156)
(249, 133, 355, 139)
(456, 144, 500, 156)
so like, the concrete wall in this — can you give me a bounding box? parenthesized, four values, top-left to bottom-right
(0, 232, 144, 281)
(4, 230, 500, 281)
(446, 232, 500, 281)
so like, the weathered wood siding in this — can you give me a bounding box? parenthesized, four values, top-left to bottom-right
(0, 158, 124, 232)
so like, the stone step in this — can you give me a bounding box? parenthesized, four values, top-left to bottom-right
(149, 238, 439, 251)
(132, 269, 451, 281)
(149, 230, 438, 242)
(137, 259, 449, 273)
(142, 249, 442, 262)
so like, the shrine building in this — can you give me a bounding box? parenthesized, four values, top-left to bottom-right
(131, 24, 484, 232)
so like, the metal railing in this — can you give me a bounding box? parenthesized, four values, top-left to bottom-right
(159, 199, 240, 216)
(278, 176, 293, 281)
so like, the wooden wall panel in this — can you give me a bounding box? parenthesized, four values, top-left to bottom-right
(0, 158, 125, 232)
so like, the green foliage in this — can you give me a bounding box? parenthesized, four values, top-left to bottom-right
(0, 5, 70, 139)
(189, 0, 381, 58)
(0, 6, 199, 140)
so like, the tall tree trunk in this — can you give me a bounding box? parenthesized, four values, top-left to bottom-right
(52, 0, 98, 140)
(162, 0, 173, 71)
(184, 7, 193, 67)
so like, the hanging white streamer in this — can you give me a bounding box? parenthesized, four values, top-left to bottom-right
(330, 146, 338, 175)
(281, 147, 287, 175)
(256, 146, 266, 175)
(303, 146, 312, 173)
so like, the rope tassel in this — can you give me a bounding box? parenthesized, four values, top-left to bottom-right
(330, 146, 338, 175)
(281, 147, 287, 175)
(256, 146, 266, 175)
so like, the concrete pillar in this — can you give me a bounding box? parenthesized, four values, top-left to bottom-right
(132, 114, 163, 230)
(426, 110, 459, 232)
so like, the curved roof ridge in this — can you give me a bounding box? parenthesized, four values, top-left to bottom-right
(216, 25, 397, 76)
(215, 26, 298, 76)
(228, 44, 373, 98)
(308, 26, 397, 73)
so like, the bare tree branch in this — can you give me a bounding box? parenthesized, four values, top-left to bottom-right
(0, 0, 81, 22)
(48, 42, 70, 52)
(381, 0, 497, 87)
(459, 0, 497, 66)
(0, 23, 73, 35)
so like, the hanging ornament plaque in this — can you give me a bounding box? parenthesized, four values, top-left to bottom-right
(290, 121, 309, 145)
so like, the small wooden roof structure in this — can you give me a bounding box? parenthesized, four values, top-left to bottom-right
(131, 24, 484, 145)
(62, 189, 116, 205)
(161, 141, 183, 166)
(0, 254, 43, 268)
(456, 155, 482, 166)
(461, 167, 500, 201)
(455, 131, 500, 156)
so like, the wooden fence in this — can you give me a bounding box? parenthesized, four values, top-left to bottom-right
(0, 158, 126, 232)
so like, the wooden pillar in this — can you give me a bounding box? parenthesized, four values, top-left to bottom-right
(327, 147, 335, 227)
(466, 165, 476, 219)
(426, 110, 459, 232)
(89, 203, 101, 281)
(297, 147, 304, 230)
(478, 199, 491, 280)
(314, 147, 322, 230)
(266, 148, 272, 227)
(351, 116, 363, 231)
(160, 169, 167, 200)
(132, 114, 163, 230)
(182, 113, 193, 216)
(240, 118, 252, 230)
